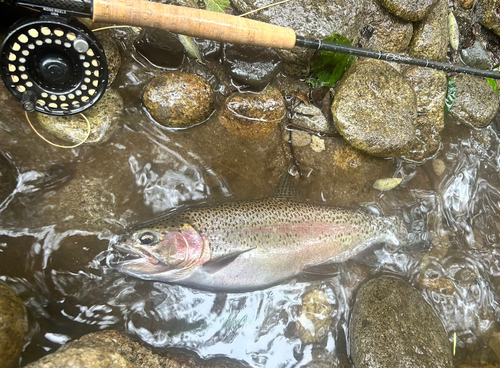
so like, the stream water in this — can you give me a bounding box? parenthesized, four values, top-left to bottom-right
(1, 25, 500, 368)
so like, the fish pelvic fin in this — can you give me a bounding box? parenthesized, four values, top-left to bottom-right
(274, 173, 300, 200)
(203, 247, 256, 274)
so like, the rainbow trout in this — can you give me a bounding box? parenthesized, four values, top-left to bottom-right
(114, 198, 408, 292)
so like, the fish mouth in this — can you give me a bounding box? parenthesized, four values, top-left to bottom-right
(113, 242, 172, 276)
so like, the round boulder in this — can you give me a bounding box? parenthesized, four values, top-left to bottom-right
(378, 0, 438, 21)
(350, 275, 453, 368)
(143, 72, 215, 128)
(220, 86, 286, 140)
(95, 33, 121, 86)
(38, 89, 123, 145)
(331, 59, 416, 157)
(0, 281, 28, 368)
(476, 0, 500, 37)
(449, 74, 500, 129)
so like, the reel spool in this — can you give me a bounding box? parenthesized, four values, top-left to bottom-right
(0, 15, 108, 115)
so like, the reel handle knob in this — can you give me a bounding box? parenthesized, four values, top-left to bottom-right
(21, 90, 37, 112)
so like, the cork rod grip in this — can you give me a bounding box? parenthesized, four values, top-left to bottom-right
(92, 0, 297, 49)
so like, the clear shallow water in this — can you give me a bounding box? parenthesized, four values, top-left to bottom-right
(1, 27, 500, 367)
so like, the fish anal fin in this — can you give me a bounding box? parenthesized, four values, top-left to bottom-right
(203, 247, 256, 274)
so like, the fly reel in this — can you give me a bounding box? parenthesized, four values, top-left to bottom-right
(0, 15, 107, 115)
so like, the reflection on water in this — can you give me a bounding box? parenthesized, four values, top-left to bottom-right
(1, 29, 500, 368)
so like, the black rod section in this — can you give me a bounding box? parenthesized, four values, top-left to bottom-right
(296, 36, 500, 80)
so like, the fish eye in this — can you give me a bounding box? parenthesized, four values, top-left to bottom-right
(137, 231, 158, 245)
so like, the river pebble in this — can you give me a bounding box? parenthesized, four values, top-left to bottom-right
(403, 66, 447, 161)
(0, 281, 28, 368)
(219, 86, 285, 140)
(476, 0, 500, 37)
(409, 0, 448, 61)
(143, 72, 215, 128)
(350, 275, 453, 368)
(448, 74, 500, 129)
(331, 59, 416, 157)
(362, 0, 413, 52)
(223, 44, 281, 89)
(461, 40, 492, 70)
(134, 28, 185, 68)
(37, 89, 123, 145)
(295, 290, 333, 343)
(25, 330, 248, 368)
(378, 0, 438, 21)
(95, 33, 121, 86)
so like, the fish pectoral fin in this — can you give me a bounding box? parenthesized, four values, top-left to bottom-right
(302, 263, 340, 276)
(203, 247, 256, 274)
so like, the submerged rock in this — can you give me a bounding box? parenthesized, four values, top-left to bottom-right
(295, 290, 333, 343)
(96, 33, 121, 86)
(223, 44, 281, 89)
(331, 59, 416, 157)
(231, 0, 365, 74)
(362, 0, 413, 52)
(37, 89, 123, 145)
(350, 275, 453, 368)
(134, 28, 185, 68)
(378, 0, 438, 21)
(143, 72, 215, 128)
(0, 152, 17, 206)
(476, 0, 500, 37)
(449, 74, 499, 128)
(409, 0, 448, 61)
(220, 86, 286, 140)
(25, 330, 247, 368)
(403, 66, 447, 161)
(0, 281, 28, 368)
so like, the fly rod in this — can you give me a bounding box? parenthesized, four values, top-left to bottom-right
(2, 0, 500, 116)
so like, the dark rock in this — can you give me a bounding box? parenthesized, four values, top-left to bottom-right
(0, 281, 28, 368)
(455, 12, 476, 49)
(476, 0, 500, 37)
(403, 66, 447, 161)
(223, 44, 281, 89)
(219, 85, 286, 140)
(95, 33, 121, 86)
(331, 59, 416, 157)
(25, 330, 248, 368)
(195, 39, 222, 62)
(134, 28, 185, 68)
(37, 89, 123, 145)
(0, 152, 17, 206)
(449, 73, 500, 128)
(143, 72, 215, 128)
(409, 0, 448, 61)
(231, 0, 365, 75)
(378, 0, 438, 21)
(361, 0, 413, 52)
(350, 275, 453, 368)
(461, 40, 493, 70)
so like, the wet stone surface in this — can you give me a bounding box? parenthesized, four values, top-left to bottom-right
(25, 330, 248, 368)
(403, 66, 447, 161)
(96, 32, 122, 86)
(461, 40, 492, 70)
(378, 0, 438, 21)
(449, 74, 500, 129)
(409, 0, 448, 61)
(143, 72, 216, 128)
(219, 85, 286, 140)
(223, 44, 281, 89)
(361, 0, 413, 52)
(134, 28, 185, 68)
(0, 281, 28, 368)
(295, 290, 333, 343)
(37, 89, 124, 145)
(331, 59, 416, 157)
(476, 0, 500, 37)
(350, 275, 453, 368)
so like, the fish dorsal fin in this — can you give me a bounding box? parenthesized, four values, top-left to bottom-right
(274, 173, 299, 200)
(203, 247, 256, 274)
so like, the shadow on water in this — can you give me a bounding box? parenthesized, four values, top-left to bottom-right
(1, 26, 500, 368)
